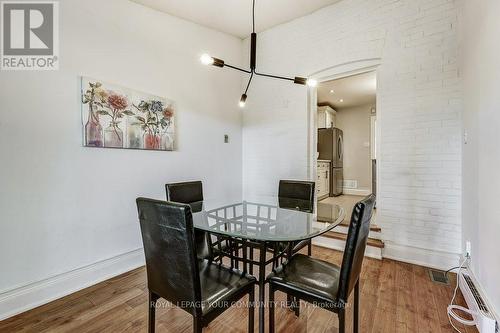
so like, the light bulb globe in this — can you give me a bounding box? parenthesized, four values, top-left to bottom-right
(200, 53, 214, 65)
(306, 78, 318, 87)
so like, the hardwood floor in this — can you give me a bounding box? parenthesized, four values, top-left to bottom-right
(0, 246, 477, 333)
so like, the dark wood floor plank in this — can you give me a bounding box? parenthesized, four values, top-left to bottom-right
(370, 259, 397, 333)
(413, 265, 443, 333)
(396, 261, 417, 333)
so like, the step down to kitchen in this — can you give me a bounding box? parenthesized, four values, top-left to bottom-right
(313, 229, 384, 260)
(322, 231, 384, 248)
(339, 221, 381, 233)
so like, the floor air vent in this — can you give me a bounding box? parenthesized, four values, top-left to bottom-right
(429, 269, 449, 285)
(342, 180, 358, 189)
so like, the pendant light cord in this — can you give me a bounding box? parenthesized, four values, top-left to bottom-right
(249, 0, 293, 82)
(252, 0, 256, 33)
(238, 0, 307, 105)
(243, 0, 256, 97)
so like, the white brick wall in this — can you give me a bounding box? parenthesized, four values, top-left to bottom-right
(242, 0, 462, 268)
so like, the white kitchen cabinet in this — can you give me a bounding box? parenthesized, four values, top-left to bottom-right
(317, 106, 337, 129)
(316, 161, 331, 200)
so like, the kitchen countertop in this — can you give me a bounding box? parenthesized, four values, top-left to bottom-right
(317, 159, 331, 163)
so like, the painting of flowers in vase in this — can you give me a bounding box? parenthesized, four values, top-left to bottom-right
(81, 77, 175, 151)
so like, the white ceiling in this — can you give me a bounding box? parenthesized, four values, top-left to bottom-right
(130, 0, 341, 39)
(317, 71, 377, 109)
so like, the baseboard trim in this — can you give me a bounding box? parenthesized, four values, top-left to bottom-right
(382, 242, 460, 270)
(313, 238, 461, 270)
(0, 248, 145, 321)
(342, 188, 371, 196)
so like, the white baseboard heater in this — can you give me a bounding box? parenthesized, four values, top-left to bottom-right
(342, 179, 358, 189)
(459, 270, 498, 333)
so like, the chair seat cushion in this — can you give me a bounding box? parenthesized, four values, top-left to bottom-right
(267, 254, 340, 303)
(199, 260, 256, 315)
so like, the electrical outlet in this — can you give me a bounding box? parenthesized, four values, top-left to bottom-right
(465, 241, 471, 258)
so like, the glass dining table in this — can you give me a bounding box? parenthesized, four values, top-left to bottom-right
(192, 197, 345, 333)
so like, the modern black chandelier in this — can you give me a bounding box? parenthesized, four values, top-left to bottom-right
(200, 0, 317, 108)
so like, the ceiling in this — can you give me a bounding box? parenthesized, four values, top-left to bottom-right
(130, 0, 341, 39)
(317, 71, 377, 109)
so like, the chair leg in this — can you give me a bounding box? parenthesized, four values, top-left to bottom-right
(242, 243, 248, 273)
(307, 241, 312, 256)
(354, 280, 360, 333)
(235, 246, 240, 270)
(249, 288, 255, 333)
(193, 317, 203, 333)
(338, 308, 345, 333)
(285, 294, 300, 316)
(269, 285, 275, 333)
(249, 245, 254, 275)
(148, 291, 158, 333)
(293, 298, 300, 317)
(287, 294, 292, 308)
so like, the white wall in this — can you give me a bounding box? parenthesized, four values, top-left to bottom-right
(336, 104, 374, 192)
(462, 0, 500, 316)
(6, 0, 496, 321)
(0, 0, 243, 318)
(242, 0, 463, 268)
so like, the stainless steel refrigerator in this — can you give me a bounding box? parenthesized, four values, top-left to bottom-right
(318, 127, 344, 196)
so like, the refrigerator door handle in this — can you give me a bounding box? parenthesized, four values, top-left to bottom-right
(338, 135, 343, 161)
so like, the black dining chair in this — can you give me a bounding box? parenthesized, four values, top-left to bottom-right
(166, 181, 205, 212)
(267, 194, 376, 333)
(167, 181, 240, 263)
(278, 180, 315, 256)
(166, 181, 212, 260)
(136, 198, 256, 333)
(255, 179, 316, 273)
(278, 180, 315, 212)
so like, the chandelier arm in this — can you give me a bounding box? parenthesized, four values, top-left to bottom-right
(254, 70, 295, 82)
(224, 63, 252, 74)
(244, 71, 254, 95)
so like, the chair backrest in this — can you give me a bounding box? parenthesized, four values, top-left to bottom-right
(165, 181, 204, 212)
(136, 198, 201, 315)
(336, 194, 376, 303)
(165, 181, 211, 260)
(278, 180, 315, 213)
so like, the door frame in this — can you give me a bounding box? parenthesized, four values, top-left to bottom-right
(370, 114, 377, 193)
(306, 58, 382, 200)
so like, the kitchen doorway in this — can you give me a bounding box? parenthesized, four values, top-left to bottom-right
(309, 65, 379, 222)
(308, 58, 384, 254)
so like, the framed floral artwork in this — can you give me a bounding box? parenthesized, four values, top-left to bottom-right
(81, 77, 175, 151)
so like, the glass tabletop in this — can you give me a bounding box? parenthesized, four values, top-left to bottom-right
(192, 198, 345, 242)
